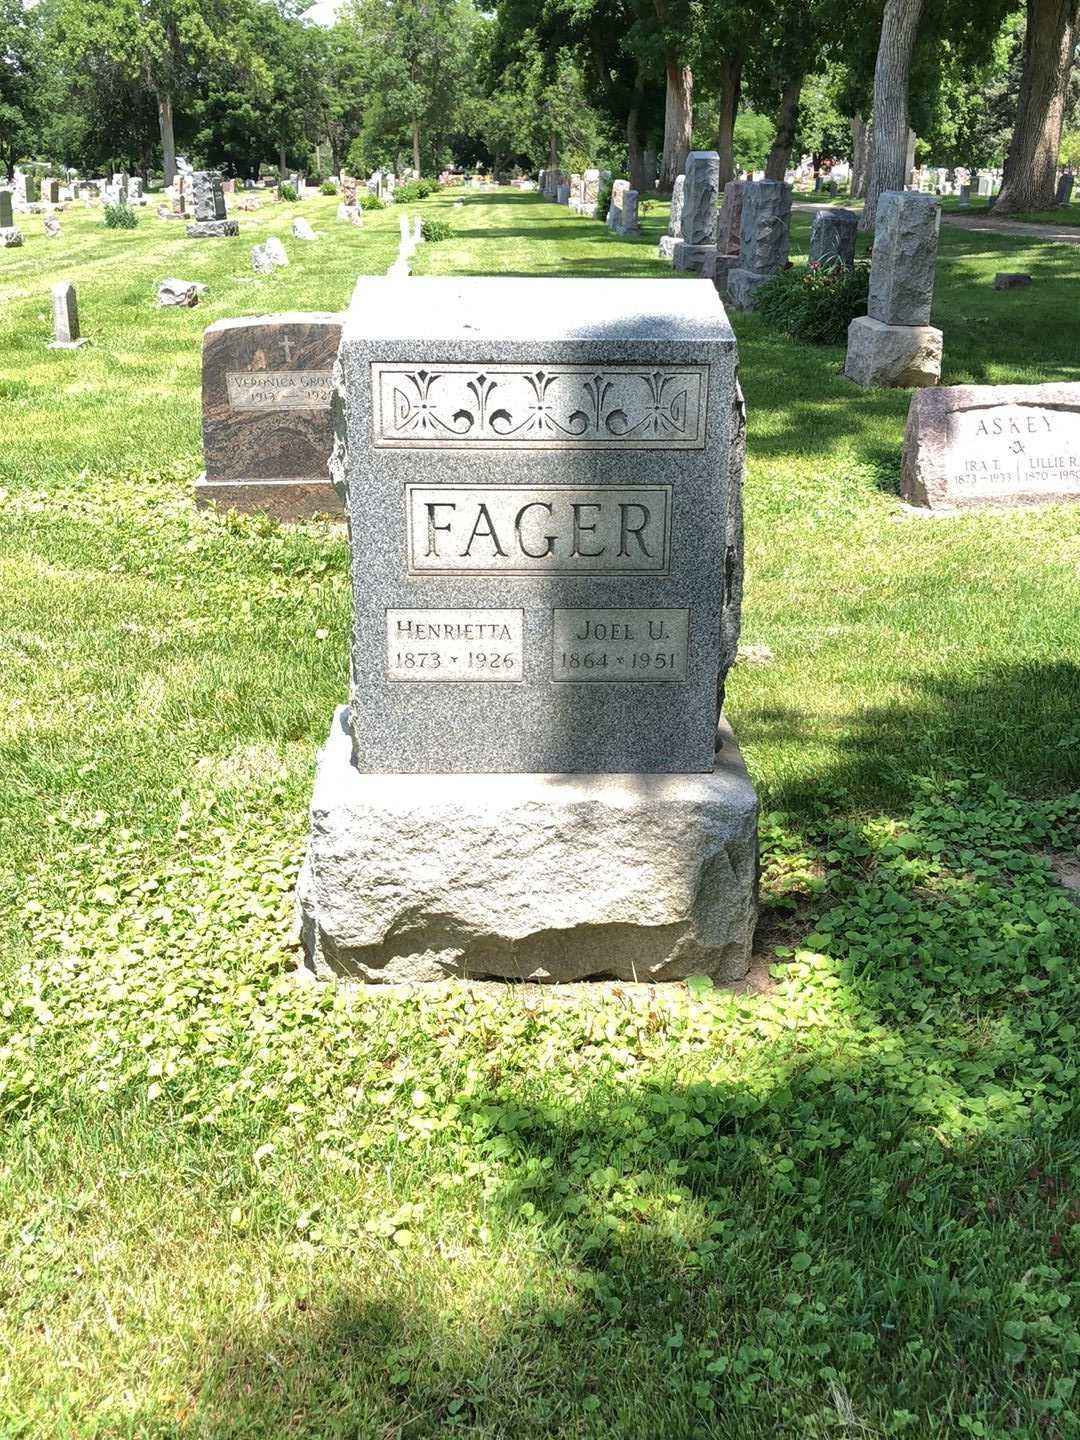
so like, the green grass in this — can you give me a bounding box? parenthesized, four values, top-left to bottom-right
(1, 186, 1080, 1439)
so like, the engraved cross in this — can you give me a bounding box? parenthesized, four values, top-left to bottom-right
(280, 336, 294, 364)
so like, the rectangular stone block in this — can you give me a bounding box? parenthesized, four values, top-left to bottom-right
(0, 191, 12, 228)
(808, 207, 858, 267)
(844, 315, 942, 389)
(867, 191, 940, 326)
(901, 382, 1080, 510)
(336, 276, 744, 774)
(297, 706, 759, 983)
(197, 313, 344, 517)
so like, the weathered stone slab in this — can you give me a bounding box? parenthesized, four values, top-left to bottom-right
(680, 152, 718, 245)
(714, 182, 745, 258)
(867, 191, 940, 326)
(334, 275, 743, 775)
(736, 180, 792, 274)
(1057, 174, 1074, 206)
(900, 382, 1080, 510)
(196, 313, 344, 519)
(0, 191, 11, 228)
(297, 706, 759, 984)
(192, 171, 226, 222)
(844, 315, 942, 388)
(725, 268, 772, 311)
(808, 207, 858, 267)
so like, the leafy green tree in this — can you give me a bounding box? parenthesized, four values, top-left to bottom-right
(996, 0, 1079, 211)
(0, 0, 44, 178)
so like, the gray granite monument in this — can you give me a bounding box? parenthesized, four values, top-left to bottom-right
(607, 180, 640, 235)
(672, 152, 719, 273)
(196, 314, 344, 519)
(298, 276, 758, 985)
(727, 180, 793, 310)
(845, 191, 942, 388)
(0, 190, 11, 228)
(901, 382, 1080, 510)
(808, 207, 858, 267)
(1056, 173, 1074, 206)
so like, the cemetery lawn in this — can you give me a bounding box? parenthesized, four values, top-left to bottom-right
(1, 189, 1079, 1440)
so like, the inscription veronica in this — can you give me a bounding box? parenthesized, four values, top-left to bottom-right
(372, 363, 708, 448)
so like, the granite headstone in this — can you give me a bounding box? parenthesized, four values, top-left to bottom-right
(298, 275, 757, 984)
(196, 313, 344, 519)
(901, 383, 1080, 510)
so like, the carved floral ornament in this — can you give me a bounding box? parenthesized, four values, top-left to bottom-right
(371, 362, 708, 449)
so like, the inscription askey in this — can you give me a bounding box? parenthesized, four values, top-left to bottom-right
(552, 609, 689, 682)
(407, 485, 671, 575)
(386, 609, 524, 682)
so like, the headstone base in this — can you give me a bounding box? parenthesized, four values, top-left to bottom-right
(658, 234, 676, 259)
(194, 475, 344, 522)
(727, 268, 774, 311)
(186, 220, 240, 239)
(47, 338, 89, 350)
(844, 315, 942, 388)
(297, 706, 759, 986)
(672, 241, 717, 273)
(702, 254, 738, 292)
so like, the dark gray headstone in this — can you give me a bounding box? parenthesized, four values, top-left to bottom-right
(1056, 173, 1074, 206)
(808, 207, 858, 268)
(192, 171, 227, 222)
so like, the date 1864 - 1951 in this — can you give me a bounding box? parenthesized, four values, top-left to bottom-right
(552, 608, 690, 684)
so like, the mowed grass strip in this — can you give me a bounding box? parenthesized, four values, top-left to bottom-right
(0, 187, 1079, 1439)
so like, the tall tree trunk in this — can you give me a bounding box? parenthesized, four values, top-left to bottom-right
(547, 131, 558, 168)
(995, 0, 1079, 212)
(765, 75, 803, 180)
(716, 52, 742, 184)
(627, 103, 645, 191)
(850, 113, 869, 197)
(660, 59, 693, 189)
(279, 140, 288, 178)
(859, 0, 926, 231)
(157, 91, 176, 188)
(411, 117, 421, 174)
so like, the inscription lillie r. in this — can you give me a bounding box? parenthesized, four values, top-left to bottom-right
(372, 362, 708, 448)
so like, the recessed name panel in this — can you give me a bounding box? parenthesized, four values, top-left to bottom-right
(406, 485, 671, 575)
(552, 608, 689, 683)
(386, 609, 524, 682)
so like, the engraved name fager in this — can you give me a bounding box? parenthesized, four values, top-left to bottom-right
(406, 485, 671, 575)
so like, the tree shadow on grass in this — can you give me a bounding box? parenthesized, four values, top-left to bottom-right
(175, 1030, 1080, 1439)
(736, 660, 1080, 814)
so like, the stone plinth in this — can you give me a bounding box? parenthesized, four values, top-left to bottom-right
(844, 315, 942, 388)
(808, 207, 858, 267)
(726, 268, 773, 311)
(297, 707, 759, 985)
(672, 240, 716, 272)
(187, 219, 239, 239)
(867, 192, 940, 326)
(900, 382, 1080, 510)
(196, 313, 344, 519)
